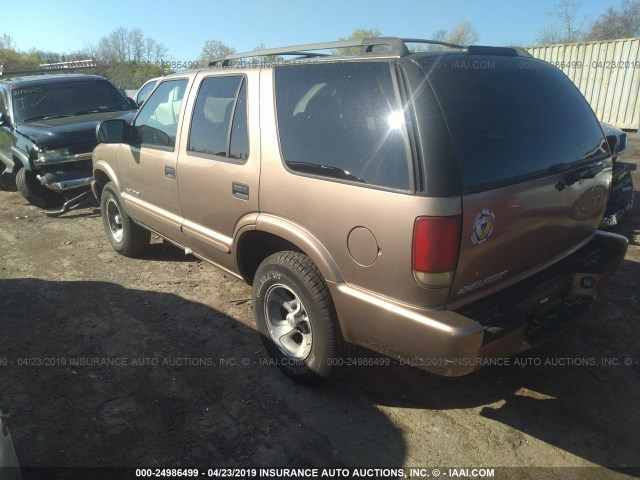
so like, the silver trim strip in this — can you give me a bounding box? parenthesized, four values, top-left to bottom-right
(182, 220, 232, 253)
(34, 152, 93, 165)
(122, 193, 183, 232)
(46, 176, 93, 191)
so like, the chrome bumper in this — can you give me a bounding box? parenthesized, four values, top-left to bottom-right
(45, 176, 93, 192)
(34, 152, 92, 166)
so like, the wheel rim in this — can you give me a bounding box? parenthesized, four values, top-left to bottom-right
(264, 284, 312, 360)
(105, 197, 124, 243)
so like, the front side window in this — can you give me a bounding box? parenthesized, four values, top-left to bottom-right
(275, 62, 410, 190)
(133, 79, 188, 149)
(188, 75, 249, 161)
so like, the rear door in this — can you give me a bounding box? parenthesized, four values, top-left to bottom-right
(419, 54, 611, 304)
(175, 70, 260, 272)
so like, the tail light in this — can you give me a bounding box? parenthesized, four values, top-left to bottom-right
(412, 216, 461, 288)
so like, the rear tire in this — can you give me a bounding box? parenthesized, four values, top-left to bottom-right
(253, 251, 352, 385)
(100, 182, 150, 257)
(16, 168, 63, 208)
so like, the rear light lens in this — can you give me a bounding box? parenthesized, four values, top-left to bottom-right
(412, 216, 461, 288)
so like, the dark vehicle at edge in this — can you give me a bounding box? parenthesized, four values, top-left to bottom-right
(0, 74, 136, 212)
(600, 121, 633, 228)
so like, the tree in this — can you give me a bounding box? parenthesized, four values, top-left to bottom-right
(199, 40, 235, 66)
(447, 19, 480, 45)
(143, 37, 167, 64)
(30, 49, 62, 64)
(420, 20, 479, 51)
(93, 27, 167, 64)
(66, 28, 167, 89)
(586, 0, 640, 40)
(537, 0, 586, 45)
(249, 42, 284, 65)
(0, 33, 17, 50)
(333, 28, 382, 55)
(129, 28, 145, 63)
(0, 35, 41, 73)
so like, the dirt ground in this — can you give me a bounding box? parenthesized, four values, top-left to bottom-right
(1, 136, 639, 480)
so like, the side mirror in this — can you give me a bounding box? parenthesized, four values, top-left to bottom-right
(128, 97, 139, 109)
(0, 112, 8, 126)
(96, 119, 129, 144)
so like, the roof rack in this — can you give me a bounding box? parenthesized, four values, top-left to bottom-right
(0, 60, 97, 77)
(208, 37, 464, 66)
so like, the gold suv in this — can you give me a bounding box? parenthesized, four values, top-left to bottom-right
(92, 38, 628, 384)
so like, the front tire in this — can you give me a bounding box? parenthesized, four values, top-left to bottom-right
(16, 168, 63, 208)
(100, 182, 150, 257)
(253, 251, 351, 384)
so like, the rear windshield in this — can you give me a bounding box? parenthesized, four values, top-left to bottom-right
(420, 55, 606, 192)
(11, 80, 131, 123)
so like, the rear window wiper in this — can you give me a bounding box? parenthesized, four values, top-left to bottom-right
(287, 161, 366, 183)
(554, 162, 605, 191)
(23, 114, 71, 122)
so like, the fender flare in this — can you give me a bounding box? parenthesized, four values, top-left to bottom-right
(92, 160, 122, 196)
(235, 213, 344, 284)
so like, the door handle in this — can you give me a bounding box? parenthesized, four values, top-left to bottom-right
(232, 182, 249, 200)
(165, 166, 176, 180)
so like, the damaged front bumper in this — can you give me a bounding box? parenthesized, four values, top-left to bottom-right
(32, 148, 93, 192)
(40, 172, 93, 192)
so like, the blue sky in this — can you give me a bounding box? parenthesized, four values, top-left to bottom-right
(3, 0, 624, 60)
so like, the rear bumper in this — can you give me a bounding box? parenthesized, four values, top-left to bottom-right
(331, 230, 628, 376)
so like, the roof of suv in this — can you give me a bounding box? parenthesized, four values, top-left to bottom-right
(207, 37, 531, 67)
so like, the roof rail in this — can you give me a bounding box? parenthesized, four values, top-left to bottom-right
(208, 37, 464, 66)
(0, 60, 97, 77)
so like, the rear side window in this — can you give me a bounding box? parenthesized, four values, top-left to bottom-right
(275, 62, 410, 190)
(421, 56, 606, 192)
(188, 75, 249, 162)
(133, 79, 188, 149)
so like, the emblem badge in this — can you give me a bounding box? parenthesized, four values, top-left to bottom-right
(471, 208, 495, 245)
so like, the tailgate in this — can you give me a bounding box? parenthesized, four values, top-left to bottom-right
(418, 53, 612, 304)
(453, 168, 609, 302)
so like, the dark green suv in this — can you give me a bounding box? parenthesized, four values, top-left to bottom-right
(0, 74, 136, 212)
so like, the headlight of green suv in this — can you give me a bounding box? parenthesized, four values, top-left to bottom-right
(38, 148, 70, 160)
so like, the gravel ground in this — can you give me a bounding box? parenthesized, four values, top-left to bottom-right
(0, 136, 639, 480)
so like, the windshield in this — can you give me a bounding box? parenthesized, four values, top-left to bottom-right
(11, 80, 131, 123)
(420, 55, 606, 192)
